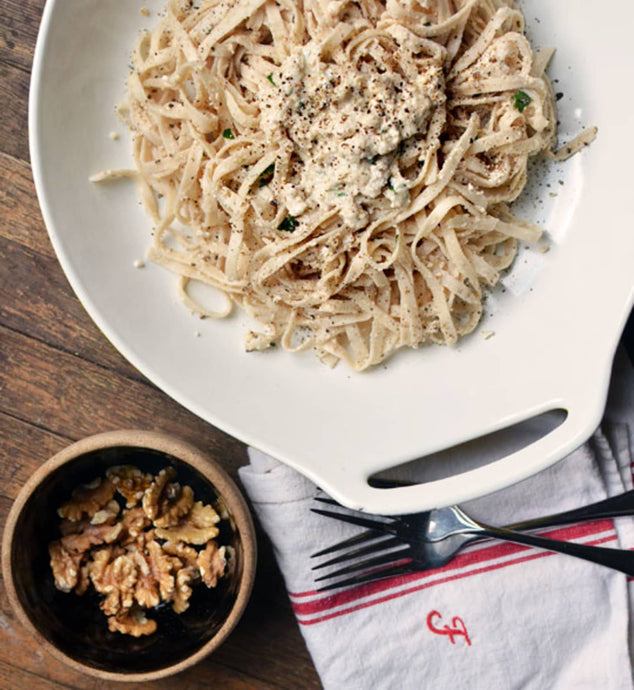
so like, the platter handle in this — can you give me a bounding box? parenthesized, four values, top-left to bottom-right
(322, 406, 601, 516)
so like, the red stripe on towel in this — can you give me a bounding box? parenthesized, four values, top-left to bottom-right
(297, 534, 617, 625)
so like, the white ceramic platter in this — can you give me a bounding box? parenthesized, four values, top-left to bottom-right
(31, 0, 634, 514)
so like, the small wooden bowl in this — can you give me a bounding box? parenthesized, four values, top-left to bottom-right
(1, 430, 256, 682)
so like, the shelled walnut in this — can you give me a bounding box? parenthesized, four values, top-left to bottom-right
(48, 465, 229, 636)
(107, 465, 153, 508)
(198, 541, 227, 589)
(154, 501, 220, 545)
(48, 542, 84, 593)
(58, 477, 116, 522)
(108, 607, 158, 637)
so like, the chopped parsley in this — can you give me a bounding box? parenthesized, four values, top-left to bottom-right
(278, 216, 297, 232)
(222, 128, 235, 139)
(267, 73, 276, 86)
(258, 163, 275, 187)
(513, 90, 532, 112)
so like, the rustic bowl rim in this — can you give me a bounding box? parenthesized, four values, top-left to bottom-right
(1, 429, 257, 683)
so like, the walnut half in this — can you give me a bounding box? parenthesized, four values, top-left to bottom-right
(155, 501, 221, 545)
(89, 548, 138, 617)
(107, 465, 153, 508)
(49, 541, 84, 593)
(197, 542, 227, 589)
(108, 607, 157, 637)
(57, 477, 116, 522)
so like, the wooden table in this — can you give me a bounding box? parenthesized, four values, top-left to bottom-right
(0, 2, 321, 687)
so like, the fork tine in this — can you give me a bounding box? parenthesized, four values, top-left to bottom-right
(311, 529, 385, 558)
(310, 508, 396, 533)
(312, 536, 402, 570)
(316, 562, 416, 592)
(314, 546, 412, 582)
(313, 496, 340, 506)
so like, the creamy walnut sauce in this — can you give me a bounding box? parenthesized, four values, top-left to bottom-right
(259, 38, 445, 229)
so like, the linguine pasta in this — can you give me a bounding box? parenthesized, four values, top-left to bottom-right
(98, 0, 594, 370)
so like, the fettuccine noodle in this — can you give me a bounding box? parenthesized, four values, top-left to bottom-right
(98, 0, 595, 370)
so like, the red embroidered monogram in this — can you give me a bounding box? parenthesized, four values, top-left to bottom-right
(426, 610, 471, 646)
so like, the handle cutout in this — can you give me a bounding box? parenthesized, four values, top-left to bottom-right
(370, 408, 567, 488)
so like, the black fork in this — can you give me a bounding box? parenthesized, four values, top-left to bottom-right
(310, 488, 634, 591)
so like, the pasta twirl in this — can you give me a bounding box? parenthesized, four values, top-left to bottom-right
(103, 0, 592, 370)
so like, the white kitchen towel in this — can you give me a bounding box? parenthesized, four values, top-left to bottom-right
(239, 350, 634, 690)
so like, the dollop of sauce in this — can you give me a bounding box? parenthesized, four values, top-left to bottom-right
(260, 40, 445, 229)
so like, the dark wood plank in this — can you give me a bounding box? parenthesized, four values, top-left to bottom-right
(0, 660, 71, 690)
(0, 413, 69, 499)
(0, 234, 146, 381)
(0, 0, 42, 73)
(0, 153, 49, 254)
(0, 61, 30, 161)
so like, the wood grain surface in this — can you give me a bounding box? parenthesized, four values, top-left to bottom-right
(0, 1, 321, 687)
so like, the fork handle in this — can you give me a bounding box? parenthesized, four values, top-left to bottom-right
(508, 489, 634, 531)
(478, 525, 634, 576)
